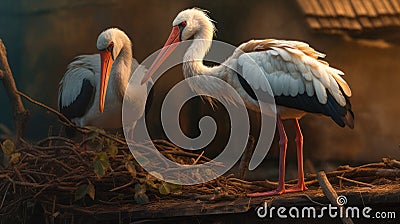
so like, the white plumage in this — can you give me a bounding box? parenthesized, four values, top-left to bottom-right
(142, 8, 354, 197)
(58, 28, 151, 132)
(236, 40, 351, 108)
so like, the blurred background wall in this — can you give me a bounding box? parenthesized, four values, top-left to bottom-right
(0, 0, 399, 178)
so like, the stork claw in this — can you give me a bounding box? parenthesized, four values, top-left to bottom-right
(247, 188, 285, 197)
(285, 183, 308, 193)
(247, 182, 308, 197)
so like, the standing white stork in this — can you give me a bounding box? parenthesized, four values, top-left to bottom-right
(58, 28, 151, 135)
(141, 8, 354, 197)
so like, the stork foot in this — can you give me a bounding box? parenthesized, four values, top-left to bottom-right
(247, 188, 285, 197)
(286, 183, 308, 193)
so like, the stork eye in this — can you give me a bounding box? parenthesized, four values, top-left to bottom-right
(180, 21, 187, 27)
(107, 42, 114, 52)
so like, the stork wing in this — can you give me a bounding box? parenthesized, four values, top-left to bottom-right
(58, 54, 99, 119)
(235, 39, 354, 129)
(237, 40, 351, 106)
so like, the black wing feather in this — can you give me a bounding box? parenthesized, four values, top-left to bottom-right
(59, 79, 95, 120)
(236, 72, 354, 128)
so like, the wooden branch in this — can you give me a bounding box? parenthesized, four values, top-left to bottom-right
(383, 158, 400, 169)
(336, 176, 374, 188)
(0, 39, 29, 143)
(16, 90, 128, 145)
(16, 90, 72, 126)
(317, 171, 354, 224)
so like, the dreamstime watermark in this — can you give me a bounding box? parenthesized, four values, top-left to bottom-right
(256, 195, 396, 219)
(122, 40, 277, 185)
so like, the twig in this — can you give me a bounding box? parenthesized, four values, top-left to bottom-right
(306, 167, 400, 181)
(228, 177, 278, 189)
(0, 124, 13, 137)
(52, 196, 56, 223)
(382, 158, 400, 169)
(317, 171, 354, 224)
(3, 174, 16, 193)
(17, 90, 128, 146)
(192, 151, 204, 165)
(0, 183, 10, 210)
(16, 90, 73, 126)
(109, 180, 134, 192)
(162, 149, 212, 162)
(13, 167, 25, 183)
(336, 176, 374, 188)
(0, 39, 30, 144)
(36, 136, 75, 146)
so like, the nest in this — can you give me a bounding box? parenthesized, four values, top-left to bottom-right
(1, 130, 400, 223)
(0, 133, 255, 222)
(1, 38, 399, 223)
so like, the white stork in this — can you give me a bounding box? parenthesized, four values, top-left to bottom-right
(141, 8, 354, 197)
(58, 28, 151, 136)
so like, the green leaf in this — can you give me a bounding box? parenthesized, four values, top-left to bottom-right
(125, 161, 136, 178)
(108, 144, 118, 158)
(98, 152, 110, 169)
(93, 160, 105, 178)
(157, 182, 180, 195)
(75, 183, 95, 201)
(86, 127, 106, 144)
(1, 139, 14, 154)
(166, 183, 181, 193)
(75, 184, 89, 201)
(134, 192, 149, 204)
(158, 182, 171, 195)
(86, 131, 99, 141)
(87, 182, 95, 200)
(149, 171, 163, 180)
(87, 126, 106, 134)
(146, 179, 158, 189)
(9, 152, 21, 164)
(134, 183, 146, 194)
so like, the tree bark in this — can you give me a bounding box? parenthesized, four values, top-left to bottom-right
(0, 39, 29, 143)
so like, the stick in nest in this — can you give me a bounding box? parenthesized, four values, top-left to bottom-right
(317, 171, 354, 224)
(16, 90, 126, 145)
(336, 176, 374, 188)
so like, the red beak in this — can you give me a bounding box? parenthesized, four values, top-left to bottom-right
(99, 50, 114, 113)
(141, 26, 181, 85)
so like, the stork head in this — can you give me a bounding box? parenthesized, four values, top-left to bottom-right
(172, 8, 215, 41)
(97, 28, 131, 112)
(141, 8, 215, 84)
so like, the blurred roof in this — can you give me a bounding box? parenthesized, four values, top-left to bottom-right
(296, 0, 400, 37)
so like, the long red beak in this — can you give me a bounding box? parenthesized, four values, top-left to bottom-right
(141, 26, 181, 85)
(99, 50, 114, 113)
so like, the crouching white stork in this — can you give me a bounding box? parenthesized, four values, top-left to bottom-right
(141, 8, 354, 197)
(58, 28, 151, 136)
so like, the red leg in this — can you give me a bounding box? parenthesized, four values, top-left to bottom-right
(286, 119, 308, 192)
(247, 116, 288, 197)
